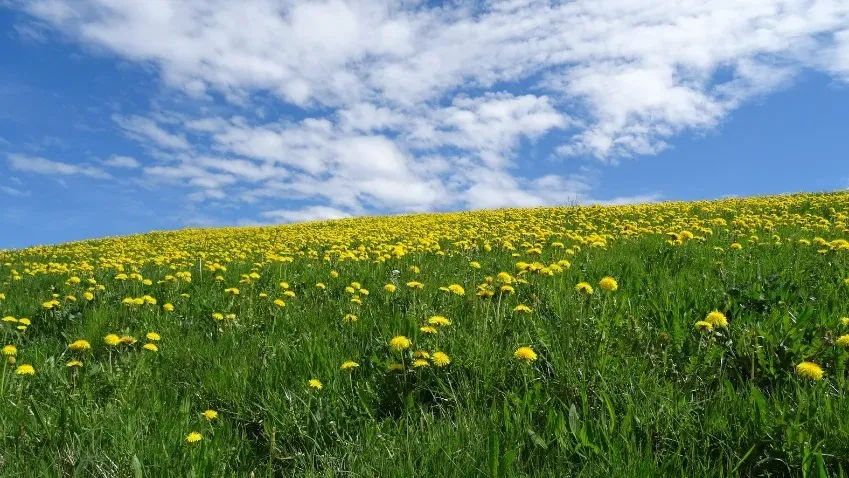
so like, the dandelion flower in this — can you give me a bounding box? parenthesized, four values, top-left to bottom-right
(104, 334, 121, 346)
(186, 432, 203, 444)
(470, 261, 481, 269)
(2, 345, 17, 356)
(2, 316, 16, 323)
(143, 343, 158, 352)
(224, 288, 240, 296)
(83, 292, 94, 301)
(599, 276, 618, 291)
(66, 360, 83, 368)
(316, 283, 326, 290)
(406, 281, 424, 289)
(575, 282, 594, 294)
(18, 318, 30, 326)
(384, 284, 397, 293)
(390, 335, 412, 351)
(413, 359, 429, 368)
(448, 284, 465, 295)
(432, 352, 450, 367)
(120, 335, 137, 345)
(841, 317, 849, 326)
(146, 332, 161, 341)
(69, 339, 91, 351)
(514, 346, 537, 363)
(695, 321, 713, 332)
(513, 304, 532, 314)
(203, 410, 218, 421)
(309, 379, 323, 390)
(341, 361, 359, 371)
(499, 285, 515, 294)
(343, 314, 358, 323)
(420, 326, 438, 335)
(413, 350, 430, 359)
(273, 299, 286, 308)
(796, 361, 824, 381)
(15, 364, 35, 375)
(730, 242, 743, 250)
(211, 313, 224, 320)
(163, 303, 174, 312)
(428, 316, 451, 327)
(705, 311, 728, 328)
(837, 335, 849, 348)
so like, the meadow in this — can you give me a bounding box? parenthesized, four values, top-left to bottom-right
(2, 192, 849, 476)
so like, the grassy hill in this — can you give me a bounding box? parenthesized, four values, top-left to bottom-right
(2, 192, 849, 476)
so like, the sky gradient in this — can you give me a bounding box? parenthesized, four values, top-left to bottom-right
(2, 0, 849, 249)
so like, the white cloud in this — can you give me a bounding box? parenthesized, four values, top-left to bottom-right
(7, 153, 111, 179)
(13, 0, 849, 223)
(103, 155, 140, 168)
(262, 206, 352, 223)
(1, 185, 31, 197)
(113, 115, 190, 150)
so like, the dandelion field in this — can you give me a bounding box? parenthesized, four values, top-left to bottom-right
(3, 193, 849, 476)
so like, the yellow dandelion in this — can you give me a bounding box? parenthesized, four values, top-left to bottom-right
(143, 343, 158, 352)
(390, 335, 412, 351)
(428, 316, 451, 327)
(343, 314, 358, 323)
(695, 321, 713, 332)
(211, 313, 224, 320)
(69, 339, 91, 351)
(575, 282, 594, 294)
(413, 350, 430, 359)
(309, 379, 323, 390)
(66, 360, 83, 368)
(341, 360, 359, 371)
(796, 361, 824, 381)
(412, 359, 429, 368)
(120, 335, 137, 345)
(514, 346, 537, 362)
(406, 281, 424, 289)
(420, 326, 438, 334)
(513, 304, 532, 314)
(447, 284, 465, 296)
(273, 299, 286, 308)
(2, 344, 17, 356)
(146, 332, 161, 341)
(15, 364, 35, 375)
(432, 352, 450, 367)
(599, 276, 618, 291)
(384, 283, 397, 293)
(163, 303, 175, 312)
(705, 311, 728, 328)
(104, 334, 121, 346)
(186, 432, 202, 444)
(203, 409, 218, 421)
(837, 335, 849, 348)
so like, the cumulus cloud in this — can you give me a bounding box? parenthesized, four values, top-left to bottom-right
(13, 0, 849, 222)
(7, 153, 111, 179)
(262, 206, 352, 223)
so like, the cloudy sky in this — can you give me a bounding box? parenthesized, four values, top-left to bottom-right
(2, 0, 849, 248)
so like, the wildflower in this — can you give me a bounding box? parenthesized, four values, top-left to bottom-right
(69, 340, 91, 351)
(15, 364, 35, 375)
(66, 360, 83, 368)
(146, 332, 161, 341)
(18, 318, 30, 326)
(705, 311, 728, 328)
(163, 303, 174, 312)
(225, 314, 236, 321)
(283, 290, 296, 298)
(499, 285, 515, 294)
(316, 283, 326, 290)
(432, 352, 450, 367)
(837, 335, 849, 348)
(143, 343, 158, 352)
(203, 410, 218, 421)
(513, 304, 532, 314)
(2, 316, 16, 323)
(309, 379, 323, 390)
(2, 345, 17, 356)
(448, 284, 465, 295)
(420, 326, 438, 334)
(796, 361, 824, 381)
(470, 261, 481, 269)
(104, 334, 121, 346)
(409, 266, 420, 274)
(406, 281, 424, 289)
(16, 325, 26, 332)
(730, 242, 743, 250)
(186, 432, 203, 444)
(120, 335, 137, 345)
(330, 270, 339, 278)
(142, 295, 156, 305)
(343, 314, 358, 323)
(413, 350, 430, 359)
(273, 299, 286, 308)
(599, 276, 618, 291)
(841, 317, 849, 326)
(497, 272, 513, 284)
(514, 346, 537, 363)
(575, 282, 594, 294)
(384, 284, 397, 293)
(350, 296, 362, 305)
(142, 279, 153, 286)
(341, 361, 359, 371)
(695, 321, 713, 332)
(224, 288, 240, 295)
(390, 336, 412, 351)
(83, 292, 94, 301)
(413, 359, 429, 368)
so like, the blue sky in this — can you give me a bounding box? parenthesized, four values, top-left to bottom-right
(2, 1, 849, 249)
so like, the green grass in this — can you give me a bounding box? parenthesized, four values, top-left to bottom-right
(2, 196, 849, 476)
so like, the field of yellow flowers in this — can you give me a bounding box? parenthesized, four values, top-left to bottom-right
(3, 192, 849, 476)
